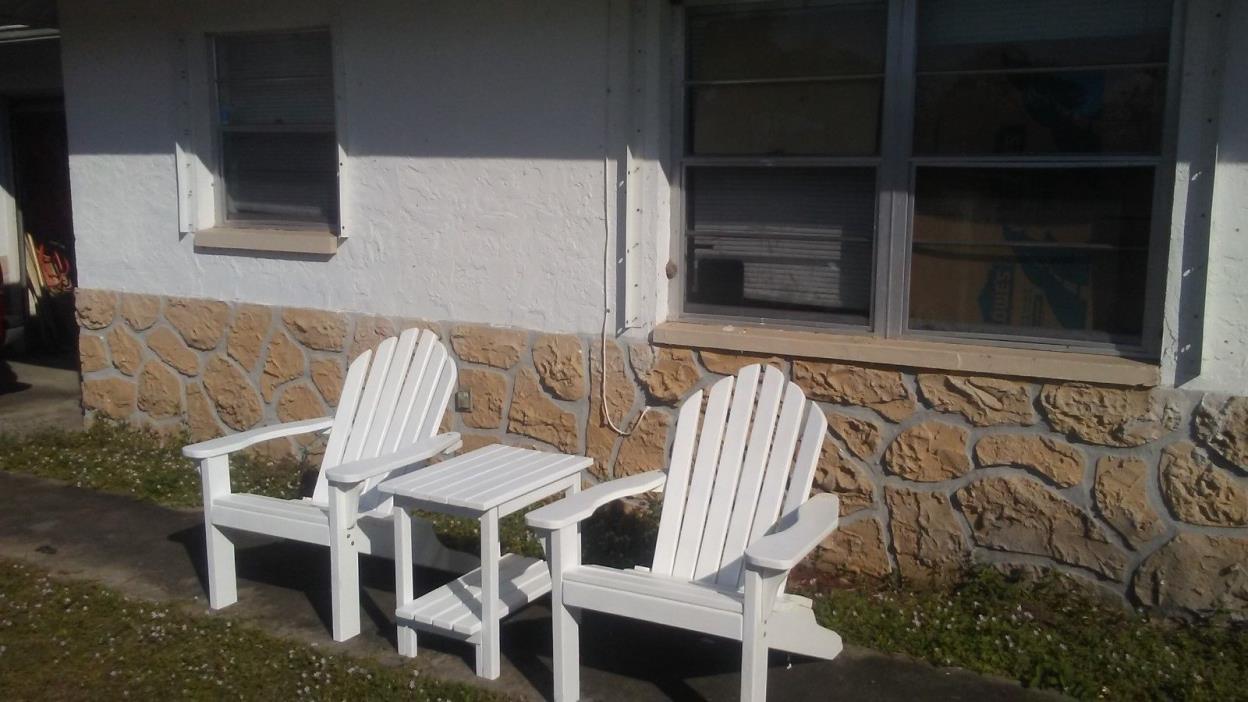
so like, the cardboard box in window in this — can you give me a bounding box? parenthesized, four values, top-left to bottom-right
(908, 215, 1095, 334)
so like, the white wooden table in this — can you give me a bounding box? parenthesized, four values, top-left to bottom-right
(380, 444, 590, 679)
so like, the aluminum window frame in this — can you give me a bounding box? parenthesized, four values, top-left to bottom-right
(671, 0, 1185, 359)
(207, 27, 340, 232)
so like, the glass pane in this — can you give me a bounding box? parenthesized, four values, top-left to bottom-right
(908, 167, 1154, 342)
(216, 32, 334, 126)
(914, 68, 1166, 155)
(918, 0, 1172, 72)
(914, 0, 1171, 156)
(691, 80, 882, 156)
(223, 132, 338, 224)
(687, 167, 876, 323)
(688, 2, 887, 81)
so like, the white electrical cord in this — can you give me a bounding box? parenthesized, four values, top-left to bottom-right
(598, 3, 650, 438)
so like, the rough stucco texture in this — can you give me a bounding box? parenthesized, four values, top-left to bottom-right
(60, 0, 615, 335)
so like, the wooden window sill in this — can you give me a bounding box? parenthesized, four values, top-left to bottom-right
(653, 321, 1160, 387)
(194, 227, 339, 256)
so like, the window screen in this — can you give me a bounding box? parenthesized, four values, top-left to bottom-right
(683, 1, 887, 325)
(215, 31, 338, 226)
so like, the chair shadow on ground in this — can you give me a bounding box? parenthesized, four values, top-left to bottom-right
(168, 520, 778, 702)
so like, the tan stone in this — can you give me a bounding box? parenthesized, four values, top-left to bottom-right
(165, 297, 230, 351)
(76, 289, 118, 330)
(814, 517, 892, 578)
(261, 332, 306, 402)
(459, 433, 500, 455)
(825, 411, 882, 460)
(957, 475, 1127, 580)
(147, 326, 199, 376)
(450, 324, 527, 369)
(202, 357, 263, 431)
(974, 434, 1085, 487)
(886, 487, 969, 584)
(532, 334, 586, 401)
(1039, 384, 1180, 448)
(282, 308, 349, 352)
(185, 383, 222, 442)
(350, 316, 398, 360)
(1133, 533, 1248, 618)
(458, 368, 509, 430)
(227, 304, 271, 371)
(79, 335, 108, 373)
(107, 327, 143, 376)
(120, 294, 161, 331)
(585, 339, 638, 478)
(1094, 455, 1166, 547)
(918, 374, 1036, 426)
(792, 360, 915, 422)
(630, 345, 701, 406)
(310, 358, 345, 407)
(814, 443, 874, 515)
(884, 421, 970, 482)
(1194, 395, 1248, 472)
(613, 410, 672, 478)
(698, 350, 784, 376)
(82, 377, 136, 420)
(1159, 441, 1248, 527)
(276, 383, 326, 423)
(508, 368, 578, 453)
(137, 361, 182, 419)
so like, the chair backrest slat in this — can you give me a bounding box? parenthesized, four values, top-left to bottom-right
(694, 365, 779, 582)
(651, 363, 827, 590)
(309, 330, 457, 507)
(650, 389, 705, 576)
(668, 376, 734, 580)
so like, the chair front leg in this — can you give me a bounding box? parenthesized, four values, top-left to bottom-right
(742, 567, 786, 702)
(549, 523, 583, 702)
(199, 454, 237, 610)
(328, 482, 363, 642)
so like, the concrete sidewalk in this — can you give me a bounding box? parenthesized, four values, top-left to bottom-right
(0, 358, 81, 436)
(0, 470, 1063, 701)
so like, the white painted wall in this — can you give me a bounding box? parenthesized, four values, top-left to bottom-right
(57, 0, 1248, 394)
(61, 0, 654, 336)
(1194, 0, 1248, 392)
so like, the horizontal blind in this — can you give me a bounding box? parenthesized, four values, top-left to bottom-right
(216, 31, 335, 127)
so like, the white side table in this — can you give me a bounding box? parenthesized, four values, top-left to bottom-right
(380, 444, 590, 679)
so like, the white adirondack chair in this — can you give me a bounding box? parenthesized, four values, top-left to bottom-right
(526, 364, 842, 701)
(183, 328, 476, 642)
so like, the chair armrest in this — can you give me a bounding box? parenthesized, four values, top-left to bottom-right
(324, 433, 462, 486)
(526, 470, 665, 531)
(183, 417, 334, 460)
(744, 493, 840, 572)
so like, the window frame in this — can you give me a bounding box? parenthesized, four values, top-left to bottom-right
(670, 0, 1186, 359)
(207, 27, 340, 233)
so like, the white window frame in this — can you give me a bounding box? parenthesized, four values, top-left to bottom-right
(670, 0, 1186, 359)
(175, 19, 350, 253)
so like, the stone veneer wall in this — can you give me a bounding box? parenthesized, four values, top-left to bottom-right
(76, 290, 1248, 619)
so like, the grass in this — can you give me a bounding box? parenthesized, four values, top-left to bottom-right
(1, 423, 1245, 701)
(0, 558, 500, 701)
(799, 568, 1248, 702)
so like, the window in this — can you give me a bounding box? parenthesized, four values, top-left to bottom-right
(212, 30, 338, 229)
(677, 0, 1176, 353)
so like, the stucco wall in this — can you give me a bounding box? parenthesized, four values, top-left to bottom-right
(58, 0, 1248, 393)
(60, 0, 631, 336)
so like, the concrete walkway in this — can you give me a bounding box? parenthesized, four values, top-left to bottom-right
(0, 470, 1064, 701)
(0, 357, 81, 435)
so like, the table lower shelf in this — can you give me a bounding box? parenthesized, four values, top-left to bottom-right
(395, 553, 551, 640)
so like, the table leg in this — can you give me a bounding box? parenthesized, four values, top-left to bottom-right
(477, 508, 501, 679)
(393, 506, 417, 657)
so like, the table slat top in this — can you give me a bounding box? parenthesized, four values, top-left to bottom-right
(379, 444, 590, 511)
